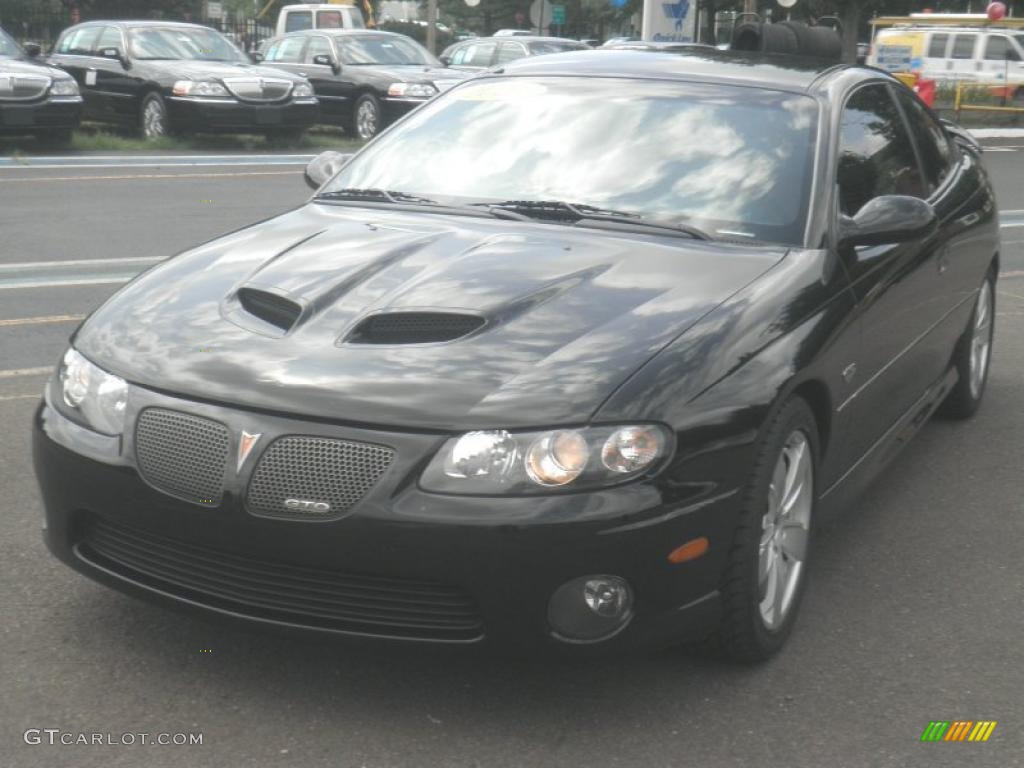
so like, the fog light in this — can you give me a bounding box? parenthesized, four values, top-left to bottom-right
(548, 575, 633, 642)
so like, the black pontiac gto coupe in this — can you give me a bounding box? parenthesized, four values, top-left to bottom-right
(33, 50, 1000, 661)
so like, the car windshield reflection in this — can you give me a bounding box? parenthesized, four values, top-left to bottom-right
(129, 27, 245, 62)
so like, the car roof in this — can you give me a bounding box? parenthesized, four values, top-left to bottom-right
(74, 20, 212, 30)
(458, 35, 586, 45)
(279, 29, 400, 38)
(495, 49, 853, 94)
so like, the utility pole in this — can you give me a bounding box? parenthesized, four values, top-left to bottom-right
(427, 0, 438, 54)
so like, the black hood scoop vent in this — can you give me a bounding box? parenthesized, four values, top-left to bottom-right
(236, 287, 303, 333)
(346, 312, 485, 345)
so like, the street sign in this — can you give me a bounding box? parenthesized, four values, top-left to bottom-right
(551, 4, 566, 25)
(205, 1, 223, 19)
(641, 0, 695, 42)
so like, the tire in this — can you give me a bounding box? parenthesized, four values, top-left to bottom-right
(710, 397, 819, 662)
(139, 92, 170, 140)
(938, 269, 996, 419)
(349, 93, 382, 140)
(35, 128, 73, 147)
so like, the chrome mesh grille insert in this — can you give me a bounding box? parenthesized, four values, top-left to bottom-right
(0, 74, 51, 101)
(135, 408, 229, 506)
(77, 514, 484, 641)
(246, 436, 394, 520)
(222, 77, 292, 103)
(347, 312, 485, 344)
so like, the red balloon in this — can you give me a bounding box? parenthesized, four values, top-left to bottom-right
(987, 2, 1007, 21)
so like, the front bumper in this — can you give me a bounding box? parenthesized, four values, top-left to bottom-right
(33, 385, 738, 653)
(0, 96, 82, 135)
(167, 97, 319, 134)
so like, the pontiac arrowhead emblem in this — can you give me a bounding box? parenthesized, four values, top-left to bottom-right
(237, 431, 262, 472)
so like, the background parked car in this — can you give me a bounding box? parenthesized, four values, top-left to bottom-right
(259, 29, 462, 139)
(276, 3, 366, 36)
(439, 36, 589, 71)
(0, 25, 82, 144)
(48, 21, 319, 140)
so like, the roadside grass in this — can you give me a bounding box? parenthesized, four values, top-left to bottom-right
(0, 123, 363, 156)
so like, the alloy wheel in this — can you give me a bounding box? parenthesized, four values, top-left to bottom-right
(356, 100, 378, 140)
(143, 100, 166, 139)
(758, 430, 813, 630)
(969, 279, 993, 399)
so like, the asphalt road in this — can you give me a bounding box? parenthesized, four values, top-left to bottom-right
(1, 148, 1023, 768)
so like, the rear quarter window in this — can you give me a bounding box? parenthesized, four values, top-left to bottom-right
(951, 34, 976, 59)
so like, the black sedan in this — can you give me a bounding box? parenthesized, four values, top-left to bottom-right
(439, 35, 589, 72)
(47, 21, 318, 140)
(258, 30, 464, 140)
(33, 50, 999, 661)
(0, 27, 82, 143)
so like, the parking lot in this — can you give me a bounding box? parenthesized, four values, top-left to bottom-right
(1, 145, 1023, 768)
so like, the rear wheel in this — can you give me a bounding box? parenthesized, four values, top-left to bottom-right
(710, 397, 818, 662)
(350, 93, 381, 140)
(939, 270, 996, 419)
(139, 93, 169, 140)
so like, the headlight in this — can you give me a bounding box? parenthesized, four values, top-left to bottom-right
(172, 80, 230, 98)
(49, 78, 79, 96)
(420, 424, 670, 495)
(387, 82, 437, 99)
(57, 348, 128, 435)
(292, 82, 314, 98)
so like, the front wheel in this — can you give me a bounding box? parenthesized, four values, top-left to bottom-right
(349, 93, 381, 140)
(139, 92, 169, 140)
(710, 397, 818, 662)
(939, 270, 996, 419)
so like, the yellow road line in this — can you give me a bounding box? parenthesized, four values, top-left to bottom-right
(0, 393, 40, 401)
(0, 170, 298, 183)
(0, 314, 85, 328)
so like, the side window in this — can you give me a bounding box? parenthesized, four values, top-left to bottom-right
(450, 47, 467, 65)
(984, 36, 1020, 61)
(927, 34, 948, 58)
(266, 36, 304, 63)
(465, 42, 496, 67)
(284, 11, 312, 33)
(894, 88, 954, 192)
(57, 26, 100, 55)
(495, 42, 526, 64)
(837, 84, 927, 216)
(951, 34, 976, 59)
(94, 26, 123, 54)
(305, 35, 332, 63)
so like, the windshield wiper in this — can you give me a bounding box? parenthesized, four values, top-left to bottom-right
(314, 188, 532, 221)
(471, 200, 712, 240)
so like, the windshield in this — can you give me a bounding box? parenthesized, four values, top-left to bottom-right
(0, 28, 21, 57)
(322, 77, 819, 244)
(128, 26, 244, 62)
(336, 34, 436, 66)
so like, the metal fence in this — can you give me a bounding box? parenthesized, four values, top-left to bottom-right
(0, 3, 273, 53)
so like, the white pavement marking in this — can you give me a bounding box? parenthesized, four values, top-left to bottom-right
(971, 128, 1024, 138)
(0, 256, 163, 271)
(0, 367, 52, 378)
(0, 314, 85, 328)
(0, 394, 40, 402)
(0, 170, 299, 183)
(0, 162, 308, 170)
(0, 276, 132, 290)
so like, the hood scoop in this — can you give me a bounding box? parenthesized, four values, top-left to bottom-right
(345, 311, 485, 345)
(236, 287, 303, 333)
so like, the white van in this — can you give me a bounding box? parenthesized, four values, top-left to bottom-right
(275, 3, 365, 36)
(869, 25, 1024, 91)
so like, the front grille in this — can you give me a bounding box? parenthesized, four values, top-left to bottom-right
(246, 436, 394, 520)
(346, 312, 485, 344)
(222, 76, 292, 103)
(237, 287, 302, 332)
(77, 515, 484, 641)
(135, 408, 230, 506)
(0, 74, 50, 101)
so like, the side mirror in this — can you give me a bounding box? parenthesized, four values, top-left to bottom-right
(304, 150, 353, 190)
(251, 51, 264, 63)
(312, 53, 332, 66)
(839, 195, 937, 249)
(439, 55, 451, 66)
(99, 47, 127, 66)
(23, 42, 41, 58)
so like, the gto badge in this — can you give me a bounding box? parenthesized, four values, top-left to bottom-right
(237, 431, 262, 472)
(285, 498, 331, 513)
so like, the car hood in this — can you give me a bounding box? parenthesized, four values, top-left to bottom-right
(75, 204, 785, 430)
(358, 64, 465, 87)
(144, 59, 306, 83)
(0, 56, 68, 79)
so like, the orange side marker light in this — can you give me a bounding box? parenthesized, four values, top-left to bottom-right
(668, 537, 709, 564)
